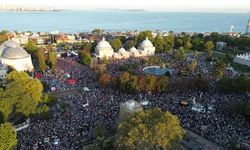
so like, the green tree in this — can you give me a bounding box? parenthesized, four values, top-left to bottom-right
(36, 48, 47, 71)
(155, 76, 169, 93)
(110, 38, 122, 51)
(0, 71, 43, 119)
(92, 29, 104, 35)
(174, 47, 186, 60)
(187, 60, 198, 72)
(115, 108, 184, 150)
(183, 34, 192, 51)
(47, 46, 57, 74)
(124, 40, 135, 50)
(153, 35, 164, 53)
(24, 40, 38, 54)
(0, 122, 17, 150)
(204, 41, 214, 57)
(163, 34, 175, 52)
(212, 59, 226, 79)
(137, 30, 153, 44)
(192, 38, 204, 51)
(79, 49, 92, 65)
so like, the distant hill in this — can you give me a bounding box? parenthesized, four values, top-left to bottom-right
(0, 4, 62, 12)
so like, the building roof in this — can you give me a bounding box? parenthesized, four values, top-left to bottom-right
(2, 40, 20, 48)
(140, 37, 153, 48)
(2, 47, 29, 59)
(96, 37, 112, 50)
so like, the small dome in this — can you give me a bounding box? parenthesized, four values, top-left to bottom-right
(118, 47, 126, 53)
(129, 47, 138, 53)
(140, 37, 153, 48)
(3, 40, 20, 48)
(96, 37, 112, 50)
(2, 47, 29, 59)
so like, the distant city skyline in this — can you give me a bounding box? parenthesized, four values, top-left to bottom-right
(1, 0, 250, 13)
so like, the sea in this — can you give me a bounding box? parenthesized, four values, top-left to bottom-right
(0, 10, 249, 33)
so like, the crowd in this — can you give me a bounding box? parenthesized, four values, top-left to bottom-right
(17, 55, 250, 149)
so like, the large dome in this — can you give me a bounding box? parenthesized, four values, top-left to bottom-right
(3, 40, 20, 48)
(2, 47, 29, 59)
(96, 37, 112, 50)
(140, 37, 153, 48)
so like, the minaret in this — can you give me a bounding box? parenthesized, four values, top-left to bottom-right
(246, 18, 250, 35)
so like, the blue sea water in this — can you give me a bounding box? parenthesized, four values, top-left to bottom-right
(0, 10, 249, 33)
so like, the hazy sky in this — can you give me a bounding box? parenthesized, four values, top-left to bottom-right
(1, 0, 250, 12)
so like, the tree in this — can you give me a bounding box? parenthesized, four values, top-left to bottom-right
(183, 34, 192, 51)
(99, 73, 112, 87)
(110, 38, 122, 51)
(79, 49, 92, 65)
(0, 122, 17, 150)
(153, 35, 164, 53)
(115, 108, 184, 150)
(155, 76, 169, 93)
(192, 38, 204, 51)
(36, 48, 47, 71)
(24, 40, 38, 54)
(0, 71, 43, 119)
(145, 75, 157, 92)
(174, 47, 186, 60)
(137, 30, 153, 44)
(204, 41, 214, 57)
(92, 29, 104, 35)
(163, 34, 175, 52)
(187, 60, 198, 72)
(47, 46, 57, 74)
(124, 40, 135, 50)
(212, 59, 226, 79)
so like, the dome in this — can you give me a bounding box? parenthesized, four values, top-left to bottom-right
(129, 47, 138, 53)
(0, 45, 7, 56)
(96, 37, 112, 50)
(3, 40, 20, 48)
(2, 47, 29, 59)
(140, 37, 153, 48)
(118, 47, 126, 54)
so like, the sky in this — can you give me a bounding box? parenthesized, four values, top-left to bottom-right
(1, 0, 250, 12)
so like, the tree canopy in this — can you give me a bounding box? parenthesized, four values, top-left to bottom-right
(115, 108, 184, 150)
(24, 40, 38, 54)
(110, 38, 122, 51)
(0, 71, 43, 120)
(0, 122, 17, 150)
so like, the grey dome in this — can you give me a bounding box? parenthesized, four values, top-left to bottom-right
(3, 40, 20, 48)
(0, 45, 7, 56)
(2, 47, 29, 59)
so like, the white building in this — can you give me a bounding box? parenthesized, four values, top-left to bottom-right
(95, 37, 114, 58)
(11, 36, 29, 45)
(0, 63, 8, 79)
(216, 42, 227, 51)
(234, 53, 250, 67)
(95, 37, 156, 59)
(0, 40, 34, 72)
(138, 37, 156, 56)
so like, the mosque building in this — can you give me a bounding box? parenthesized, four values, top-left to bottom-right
(0, 40, 34, 75)
(95, 37, 155, 59)
(95, 37, 114, 58)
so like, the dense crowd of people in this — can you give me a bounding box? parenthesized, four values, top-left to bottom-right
(17, 55, 249, 149)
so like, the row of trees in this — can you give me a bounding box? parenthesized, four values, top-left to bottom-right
(36, 46, 57, 73)
(99, 72, 169, 94)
